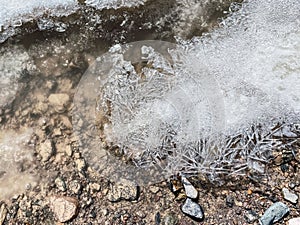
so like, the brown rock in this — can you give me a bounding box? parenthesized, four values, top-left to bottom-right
(49, 196, 79, 223)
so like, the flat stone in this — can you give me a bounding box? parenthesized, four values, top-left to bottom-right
(107, 178, 139, 202)
(259, 202, 289, 225)
(288, 217, 300, 225)
(181, 198, 204, 221)
(282, 187, 298, 204)
(48, 93, 70, 113)
(0, 203, 7, 225)
(181, 176, 198, 199)
(39, 139, 54, 162)
(49, 196, 79, 223)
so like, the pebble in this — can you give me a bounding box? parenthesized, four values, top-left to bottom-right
(55, 177, 66, 192)
(48, 93, 70, 113)
(181, 198, 204, 221)
(282, 187, 298, 204)
(68, 180, 82, 194)
(49, 196, 79, 223)
(0, 203, 7, 225)
(75, 158, 86, 171)
(244, 210, 258, 223)
(288, 217, 300, 225)
(163, 213, 178, 225)
(39, 139, 54, 162)
(107, 178, 139, 202)
(259, 202, 289, 225)
(181, 176, 198, 199)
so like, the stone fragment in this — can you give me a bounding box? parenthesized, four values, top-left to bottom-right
(39, 139, 54, 162)
(0, 203, 7, 225)
(288, 217, 300, 225)
(55, 177, 66, 192)
(68, 180, 81, 194)
(181, 176, 198, 199)
(107, 178, 139, 202)
(49, 196, 79, 223)
(75, 158, 86, 171)
(244, 210, 258, 223)
(163, 212, 178, 225)
(282, 187, 298, 204)
(181, 198, 204, 220)
(259, 202, 289, 225)
(48, 93, 70, 113)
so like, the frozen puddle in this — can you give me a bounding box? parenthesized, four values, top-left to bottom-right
(73, 0, 300, 185)
(0, 128, 37, 200)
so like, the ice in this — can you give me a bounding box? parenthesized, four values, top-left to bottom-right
(73, 0, 300, 184)
(0, 128, 37, 199)
(0, 0, 77, 30)
(85, 0, 146, 9)
(0, 45, 35, 108)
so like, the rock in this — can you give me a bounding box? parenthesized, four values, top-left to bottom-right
(259, 202, 289, 225)
(48, 93, 70, 113)
(75, 158, 86, 171)
(55, 177, 66, 192)
(49, 196, 79, 223)
(244, 210, 258, 223)
(68, 180, 82, 194)
(0, 203, 7, 225)
(288, 217, 300, 225)
(162, 213, 178, 225)
(181, 198, 204, 221)
(226, 195, 234, 207)
(282, 187, 298, 204)
(39, 139, 54, 162)
(107, 178, 139, 202)
(181, 176, 198, 199)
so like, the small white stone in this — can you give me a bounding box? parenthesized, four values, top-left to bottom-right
(288, 217, 300, 225)
(39, 140, 54, 162)
(282, 187, 298, 204)
(182, 176, 198, 199)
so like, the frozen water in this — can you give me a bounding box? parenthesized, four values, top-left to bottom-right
(0, 128, 37, 199)
(85, 0, 146, 9)
(73, 0, 300, 184)
(0, 46, 35, 108)
(0, 0, 77, 31)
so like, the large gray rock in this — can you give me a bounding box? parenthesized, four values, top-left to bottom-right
(259, 202, 290, 225)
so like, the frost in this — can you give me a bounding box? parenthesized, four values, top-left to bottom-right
(74, 0, 300, 185)
(85, 0, 146, 9)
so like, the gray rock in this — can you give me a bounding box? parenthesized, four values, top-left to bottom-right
(282, 187, 298, 204)
(181, 176, 198, 199)
(0, 203, 7, 225)
(39, 139, 54, 162)
(55, 177, 66, 192)
(181, 198, 204, 220)
(259, 202, 290, 225)
(49, 196, 79, 223)
(107, 178, 139, 202)
(163, 213, 178, 225)
(244, 210, 258, 223)
(288, 217, 300, 225)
